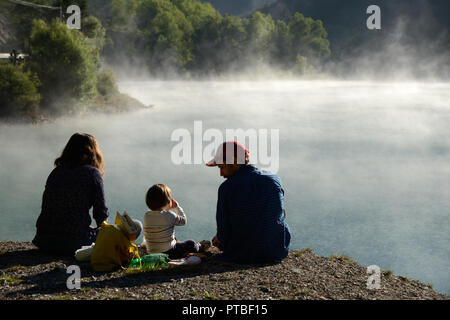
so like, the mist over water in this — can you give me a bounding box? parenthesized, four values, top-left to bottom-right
(0, 79, 449, 294)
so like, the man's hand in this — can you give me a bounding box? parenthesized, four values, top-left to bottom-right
(212, 235, 222, 250)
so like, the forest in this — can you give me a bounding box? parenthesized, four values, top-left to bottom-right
(2, 0, 449, 120)
(0, 0, 331, 120)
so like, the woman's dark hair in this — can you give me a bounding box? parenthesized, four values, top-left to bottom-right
(146, 184, 172, 210)
(54, 133, 105, 177)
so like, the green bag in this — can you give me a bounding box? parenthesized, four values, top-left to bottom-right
(128, 253, 169, 270)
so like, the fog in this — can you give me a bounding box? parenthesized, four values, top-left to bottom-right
(0, 79, 449, 294)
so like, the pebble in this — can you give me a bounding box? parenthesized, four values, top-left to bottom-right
(0, 242, 447, 300)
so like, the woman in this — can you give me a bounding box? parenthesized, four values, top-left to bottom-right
(32, 133, 109, 256)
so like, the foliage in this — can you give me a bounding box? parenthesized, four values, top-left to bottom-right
(97, 68, 118, 97)
(0, 63, 40, 120)
(81, 15, 106, 51)
(27, 19, 99, 114)
(0, 0, 332, 121)
(0, 0, 57, 49)
(98, 0, 330, 75)
(135, 0, 194, 71)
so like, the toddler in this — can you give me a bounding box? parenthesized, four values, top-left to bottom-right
(142, 184, 209, 259)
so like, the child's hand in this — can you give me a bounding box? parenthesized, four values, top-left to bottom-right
(170, 199, 179, 209)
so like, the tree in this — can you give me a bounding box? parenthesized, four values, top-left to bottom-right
(245, 12, 275, 63)
(174, 0, 222, 71)
(269, 20, 291, 67)
(27, 19, 98, 114)
(81, 15, 106, 51)
(288, 13, 330, 67)
(97, 68, 118, 97)
(0, 63, 41, 119)
(213, 15, 248, 72)
(135, 0, 194, 72)
(174, 0, 221, 30)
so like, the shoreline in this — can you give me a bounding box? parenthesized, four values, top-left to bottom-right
(0, 241, 447, 300)
(0, 92, 150, 125)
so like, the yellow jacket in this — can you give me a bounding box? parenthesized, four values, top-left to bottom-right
(91, 222, 138, 272)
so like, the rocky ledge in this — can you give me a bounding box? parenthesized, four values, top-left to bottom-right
(0, 241, 447, 300)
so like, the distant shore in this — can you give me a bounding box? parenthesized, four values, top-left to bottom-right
(0, 91, 150, 125)
(0, 241, 447, 300)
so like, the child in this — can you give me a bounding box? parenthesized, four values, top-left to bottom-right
(142, 184, 210, 259)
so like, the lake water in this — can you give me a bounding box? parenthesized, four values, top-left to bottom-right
(0, 80, 449, 294)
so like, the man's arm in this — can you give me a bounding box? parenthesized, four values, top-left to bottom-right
(215, 184, 229, 249)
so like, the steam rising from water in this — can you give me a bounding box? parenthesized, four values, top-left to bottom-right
(0, 80, 449, 294)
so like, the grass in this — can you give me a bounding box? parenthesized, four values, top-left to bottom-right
(295, 248, 313, 257)
(125, 264, 202, 276)
(95, 291, 122, 300)
(152, 294, 165, 300)
(5, 265, 28, 272)
(125, 265, 168, 274)
(101, 294, 122, 300)
(382, 270, 393, 277)
(204, 291, 218, 300)
(293, 288, 315, 297)
(329, 254, 358, 265)
(0, 275, 23, 284)
(189, 290, 199, 297)
(49, 293, 73, 300)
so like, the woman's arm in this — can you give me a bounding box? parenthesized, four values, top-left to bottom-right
(92, 169, 109, 227)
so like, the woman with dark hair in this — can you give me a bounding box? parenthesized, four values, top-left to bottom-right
(32, 133, 109, 256)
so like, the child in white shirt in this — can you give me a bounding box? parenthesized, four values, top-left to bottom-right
(142, 184, 209, 259)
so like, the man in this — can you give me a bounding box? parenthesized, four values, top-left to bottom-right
(206, 141, 291, 263)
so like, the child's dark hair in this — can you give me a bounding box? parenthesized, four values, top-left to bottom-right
(146, 184, 172, 210)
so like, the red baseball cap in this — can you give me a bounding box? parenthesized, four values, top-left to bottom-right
(206, 141, 250, 167)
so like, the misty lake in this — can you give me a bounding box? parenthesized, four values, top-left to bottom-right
(0, 80, 449, 294)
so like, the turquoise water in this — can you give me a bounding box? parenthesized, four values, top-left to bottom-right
(0, 80, 449, 295)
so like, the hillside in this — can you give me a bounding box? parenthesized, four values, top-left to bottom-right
(196, 0, 450, 78)
(257, 0, 450, 78)
(0, 241, 448, 300)
(258, 0, 450, 41)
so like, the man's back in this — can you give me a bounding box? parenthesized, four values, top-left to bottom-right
(215, 164, 291, 263)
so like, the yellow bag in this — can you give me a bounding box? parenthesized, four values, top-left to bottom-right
(90, 221, 140, 272)
(115, 211, 139, 240)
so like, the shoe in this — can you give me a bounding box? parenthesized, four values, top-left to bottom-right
(198, 240, 211, 252)
(168, 256, 201, 266)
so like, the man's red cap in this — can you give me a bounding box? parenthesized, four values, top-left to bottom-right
(206, 141, 250, 167)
